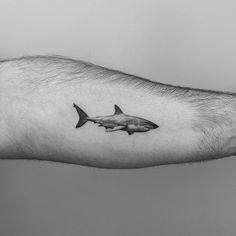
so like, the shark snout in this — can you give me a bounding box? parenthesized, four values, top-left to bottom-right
(149, 122, 159, 129)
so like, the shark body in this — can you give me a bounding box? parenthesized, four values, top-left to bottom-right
(73, 103, 159, 135)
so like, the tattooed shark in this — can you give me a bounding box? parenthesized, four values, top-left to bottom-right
(73, 103, 159, 135)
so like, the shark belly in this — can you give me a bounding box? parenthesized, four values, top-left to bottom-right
(127, 124, 149, 133)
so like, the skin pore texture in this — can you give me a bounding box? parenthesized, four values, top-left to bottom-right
(0, 55, 236, 168)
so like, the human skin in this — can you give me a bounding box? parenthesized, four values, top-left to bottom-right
(0, 55, 236, 168)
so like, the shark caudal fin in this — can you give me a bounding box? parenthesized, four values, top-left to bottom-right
(73, 103, 88, 128)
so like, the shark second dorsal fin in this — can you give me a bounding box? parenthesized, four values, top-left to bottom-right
(114, 104, 123, 115)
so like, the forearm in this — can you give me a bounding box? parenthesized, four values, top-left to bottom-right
(1, 56, 236, 168)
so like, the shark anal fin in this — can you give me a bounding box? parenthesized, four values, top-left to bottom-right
(105, 126, 125, 132)
(127, 131, 134, 135)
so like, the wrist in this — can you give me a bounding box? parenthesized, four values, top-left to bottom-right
(197, 93, 236, 158)
(220, 119, 236, 158)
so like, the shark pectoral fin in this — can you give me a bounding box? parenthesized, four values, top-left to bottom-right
(105, 126, 126, 132)
(127, 130, 134, 135)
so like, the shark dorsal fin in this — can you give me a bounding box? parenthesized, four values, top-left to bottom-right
(114, 104, 123, 115)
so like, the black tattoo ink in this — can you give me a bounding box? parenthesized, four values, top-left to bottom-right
(73, 103, 159, 135)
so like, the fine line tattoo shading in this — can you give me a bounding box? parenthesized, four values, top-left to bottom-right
(73, 103, 159, 135)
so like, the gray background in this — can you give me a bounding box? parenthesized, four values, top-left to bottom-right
(1, 0, 236, 235)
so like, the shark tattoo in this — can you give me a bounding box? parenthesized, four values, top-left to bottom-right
(73, 103, 159, 135)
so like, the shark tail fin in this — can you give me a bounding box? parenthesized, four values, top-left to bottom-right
(73, 103, 88, 128)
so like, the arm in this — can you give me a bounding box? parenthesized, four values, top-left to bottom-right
(0, 55, 236, 168)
